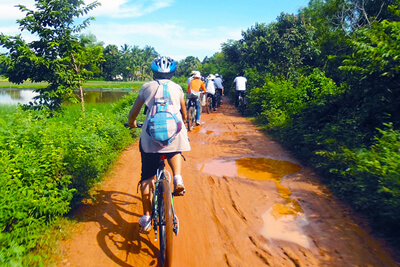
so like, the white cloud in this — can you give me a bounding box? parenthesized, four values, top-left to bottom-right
(91, 0, 174, 18)
(0, 1, 35, 21)
(86, 21, 242, 60)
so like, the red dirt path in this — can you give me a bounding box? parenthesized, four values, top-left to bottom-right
(58, 98, 398, 267)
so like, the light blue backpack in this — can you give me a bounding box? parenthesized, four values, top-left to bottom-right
(146, 81, 182, 147)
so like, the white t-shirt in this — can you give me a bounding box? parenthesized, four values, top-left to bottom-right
(233, 76, 247, 91)
(206, 79, 216, 95)
(138, 79, 191, 153)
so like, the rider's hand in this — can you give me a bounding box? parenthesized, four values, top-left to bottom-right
(125, 121, 137, 128)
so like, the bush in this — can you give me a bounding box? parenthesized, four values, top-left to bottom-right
(340, 124, 400, 229)
(0, 92, 139, 265)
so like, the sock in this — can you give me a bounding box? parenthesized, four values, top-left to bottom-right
(174, 174, 183, 184)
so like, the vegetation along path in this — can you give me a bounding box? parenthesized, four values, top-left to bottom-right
(58, 98, 398, 266)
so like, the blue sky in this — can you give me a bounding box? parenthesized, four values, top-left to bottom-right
(0, 0, 310, 61)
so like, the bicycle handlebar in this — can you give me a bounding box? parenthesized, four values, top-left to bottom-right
(124, 122, 143, 129)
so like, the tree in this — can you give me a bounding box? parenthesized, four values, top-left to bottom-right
(102, 44, 123, 80)
(240, 14, 320, 80)
(0, 0, 100, 110)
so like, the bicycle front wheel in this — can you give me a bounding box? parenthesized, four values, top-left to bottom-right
(158, 179, 174, 267)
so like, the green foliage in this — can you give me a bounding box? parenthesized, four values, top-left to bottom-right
(341, 18, 400, 78)
(175, 56, 202, 77)
(101, 44, 159, 81)
(0, 0, 100, 109)
(339, 124, 400, 227)
(248, 69, 343, 128)
(0, 92, 139, 265)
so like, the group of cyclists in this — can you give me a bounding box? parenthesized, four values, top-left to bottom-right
(186, 70, 225, 125)
(126, 56, 247, 233)
(186, 69, 248, 126)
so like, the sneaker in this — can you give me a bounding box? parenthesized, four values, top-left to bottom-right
(196, 121, 200, 126)
(173, 175, 185, 195)
(139, 215, 151, 232)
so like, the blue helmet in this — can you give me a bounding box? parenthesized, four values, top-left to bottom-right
(151, 56, 177, 74)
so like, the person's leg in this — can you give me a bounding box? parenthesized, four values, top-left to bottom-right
(141, 177, 155, 216)
(167, 153, 185, 194)
(139, 143, 158, 230)
(195, 97, 201, 123)
(235, 91, 239, 107)
(212, 94, 216, 110)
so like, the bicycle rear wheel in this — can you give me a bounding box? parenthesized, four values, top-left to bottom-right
(216, 90, 221, 108)
(206, 96, 212, 114)
(187, 106, 195, 131)
(158, 179, 174, 267)
(237, 95, 245, 114)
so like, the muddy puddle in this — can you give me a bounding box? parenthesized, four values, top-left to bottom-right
(199, 129, 247, 136)
(200, 157, 311, 248)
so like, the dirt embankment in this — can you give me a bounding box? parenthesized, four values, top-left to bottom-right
(58, 98, 399, 267)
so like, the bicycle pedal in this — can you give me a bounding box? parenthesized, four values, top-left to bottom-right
(139, 228, 151, 234)
(173, 190, 185, 196)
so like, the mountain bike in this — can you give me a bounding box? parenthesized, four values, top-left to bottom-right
(152, 153, 181, 267)
(215, 89, 222, 108)
(205, 93, 213, 114)
(124, 123, 181, 267)
(237, 91, 245, 115)
(186, 97, 197, 131)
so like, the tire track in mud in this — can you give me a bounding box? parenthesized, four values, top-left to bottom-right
(58, 97, 398, 267)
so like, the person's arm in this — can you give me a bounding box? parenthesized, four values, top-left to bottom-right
(187, 82, 191, 94)
(180, 96, 187, 122)
(126, 96, 145, 128)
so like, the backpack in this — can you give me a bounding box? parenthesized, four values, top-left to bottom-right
(146, 80, 182, 147)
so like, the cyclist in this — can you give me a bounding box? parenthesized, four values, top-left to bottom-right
(126, 56, 191, 232)
(214, 73, 224, 105)
(187, 71, 206, 125)
(206, 74, 217, 111)
(187, 70, 197, 86)
(231, 73, 247, 107)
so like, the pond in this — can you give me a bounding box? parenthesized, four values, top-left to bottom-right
(0, 88, 132, 105)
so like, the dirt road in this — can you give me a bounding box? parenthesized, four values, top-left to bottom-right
(58, 98, 398, 266)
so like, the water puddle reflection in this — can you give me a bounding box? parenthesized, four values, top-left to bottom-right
(200, 157, 310, 248)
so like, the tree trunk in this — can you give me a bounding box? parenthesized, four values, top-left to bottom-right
(71, 53, 85, 113)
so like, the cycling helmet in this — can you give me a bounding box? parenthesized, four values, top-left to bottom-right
(151, 56, 177, 73)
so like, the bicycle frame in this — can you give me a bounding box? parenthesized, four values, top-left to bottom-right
(152, 155, 179, 241)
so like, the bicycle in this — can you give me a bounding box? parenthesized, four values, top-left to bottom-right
(237, 91, 245, 115)
(124, 122, 181, 267)
(205, 93, 213, 114)
(215, 89, 222, 108)
(186, 97, 197, 131)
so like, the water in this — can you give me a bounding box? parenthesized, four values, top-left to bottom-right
(0, 88, 131, 105)
(200, 157, 310, 248)
(0, 89, 39, 105)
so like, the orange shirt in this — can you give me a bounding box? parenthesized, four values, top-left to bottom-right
(188, 78, 206, 94)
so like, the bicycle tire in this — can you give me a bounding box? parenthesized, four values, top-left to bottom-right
(187, 106, 195, 131)
(216, 91, 221, 108)
(206, 96, 212, 114)
(238, 96, 244, 114)
(158, 179, 174, 267)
